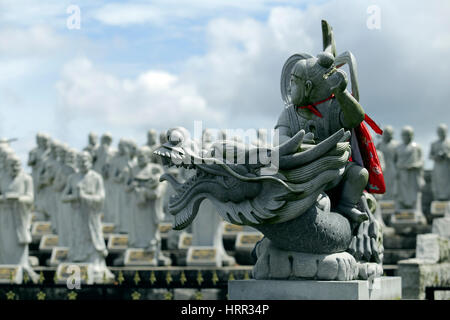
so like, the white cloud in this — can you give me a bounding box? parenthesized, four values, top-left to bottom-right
(92, 3, 165, 26)
(92, 0, 309, 26)
(0, 25, 65, 57)
(55, 57, 224, 131)
(179, 1, 450, 136)
(2, 0, 449, 171)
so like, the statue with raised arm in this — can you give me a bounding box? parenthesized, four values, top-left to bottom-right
(0, 154, 39, 282)
(429, 124, 450, 201)
(62, 151, 114, 282)
(154, 21, 385, 281)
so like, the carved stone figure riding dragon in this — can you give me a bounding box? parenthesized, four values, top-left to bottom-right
(154, 20, 386, 281)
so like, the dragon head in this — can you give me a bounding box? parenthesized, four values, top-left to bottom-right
(155, 127, 351, 230)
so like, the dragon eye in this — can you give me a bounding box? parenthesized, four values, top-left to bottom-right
(222, 175, 238, 188)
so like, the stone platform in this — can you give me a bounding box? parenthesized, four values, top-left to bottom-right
(228, 277, 402, 300)
(0, 266, 253, 300)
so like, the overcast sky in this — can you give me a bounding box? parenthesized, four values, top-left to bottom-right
(0, 0, 449, 169)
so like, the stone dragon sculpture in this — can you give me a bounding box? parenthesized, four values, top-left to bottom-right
(154, 126, 383, 281)
(154, 21, 384, 281)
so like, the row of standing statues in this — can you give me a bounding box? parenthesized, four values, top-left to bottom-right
(0, 123, 448, 282)
(377, 124, 450, 223)
(0, 128, 259, 282)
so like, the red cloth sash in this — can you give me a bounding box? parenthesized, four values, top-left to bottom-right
(296, 94, 386, 194)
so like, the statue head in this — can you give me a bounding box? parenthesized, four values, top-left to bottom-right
(437, 124, 448, 141)
(36, 132, 44, 145)
(137, 146, 151, 168)
(0, 146, 14, 169)
(127, 139, 138, 159)
(88, 132, 98, 146)
(7, 155, 22, 178)
(65, 148, 77, 167)
(159, 131, 168, 144)
(218, 130, 227, 141)
(57, 143, 69, 163)
(50, 140, 60, 159)
(100, 133, 112, 147)
(290, 52, 346, 106)
(118, 138, 127, 155)
(77, 151, 93, 173)
(202, 129, 214, 144)
(401, 126, 414, 144)
(147, 129, 157, 146)
(40, 134, 51, 149)
(382, 125, 394, 143)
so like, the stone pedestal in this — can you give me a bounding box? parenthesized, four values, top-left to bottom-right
(228, 277, 402, 300)
(432, 216, 450, 239)
(380, 200, 395, 216)
(398, 259, 450, 299)
(234, 231, 263, 265)
(430, 201, 450, 217)
(398, 232, 450, 299)
(124, 248, 158, 266)
(391, 209, 426, 228)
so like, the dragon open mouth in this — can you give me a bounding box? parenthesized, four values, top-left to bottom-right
(156, 141, 229, 230)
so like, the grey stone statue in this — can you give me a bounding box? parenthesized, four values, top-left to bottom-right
(146, 129, 160, 164)
(395, 126, 425, 211)
(275, 52, 368, 223)
(218, 130, 227, 141)
(159, 131, 168, 145)
(83, 132, 99, 163)
(126, 146, 170, 265)
(28, 133, 46, 199)
(38, 139, 61, 232)
(146, 129, 158, 148)
(53, 147, 78, 246)
(0, 154, 39, 282)
(376, 125, 398, 200)
(109, 138, 130, 232)
(154, 21, 384, 280)
(429, 124, 450, 201)
(28, 133, 51, 220)
(93, 133, 115, 223)
(121, 138, 138, 233)
(156, 126, 383, 280)
(61, 151, 114, 281)
(30, 133, 51, 220)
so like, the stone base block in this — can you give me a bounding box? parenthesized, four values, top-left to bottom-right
(228, 277, 402, 300)
(430, 201, 450, 216)
(416, 234, 450, 263)
(398, 259, 450, 299)
(432, 216, 450, 239)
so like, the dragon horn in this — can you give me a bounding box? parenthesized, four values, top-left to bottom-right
(322, 20, 336, 57)
(335, 51, 360, 101)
